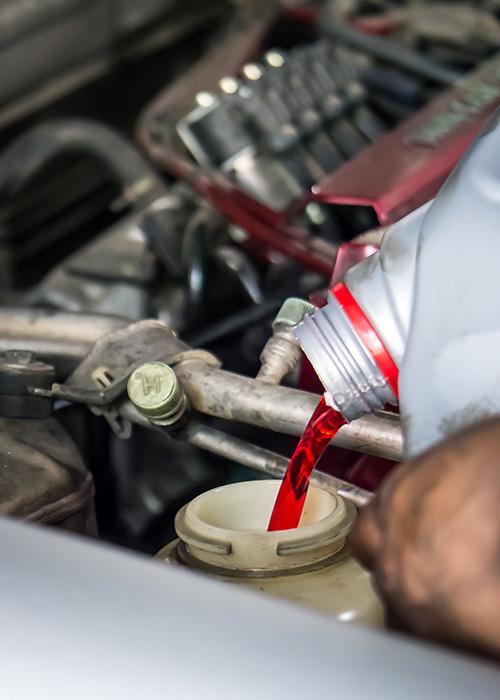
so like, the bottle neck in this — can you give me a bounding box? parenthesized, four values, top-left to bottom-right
(294, 283, 399, 422)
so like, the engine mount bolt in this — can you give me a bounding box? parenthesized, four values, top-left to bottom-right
(127, 362, 184, 421)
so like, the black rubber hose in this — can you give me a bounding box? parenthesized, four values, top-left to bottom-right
(320, 16, 461, 87)
(185, 299, 282, 348)
(0, 119, 167, 208)
(182, 207, 211, 323)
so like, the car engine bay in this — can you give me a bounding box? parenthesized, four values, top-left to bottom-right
(2, 1, 500, 696)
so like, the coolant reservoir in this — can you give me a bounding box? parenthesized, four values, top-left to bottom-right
(157, 480, 383, 627)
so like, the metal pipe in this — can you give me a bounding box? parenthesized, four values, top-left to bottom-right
(0, 308, 129, 343)
(0, 308, 129, 376)
(175, 361, 403, 461)
(187, 424, 374, 507)
(0, 306, 401, 460)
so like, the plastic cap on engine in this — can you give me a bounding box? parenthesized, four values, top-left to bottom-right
(127, 362, 183, 420)
(272, 298, 316, 330)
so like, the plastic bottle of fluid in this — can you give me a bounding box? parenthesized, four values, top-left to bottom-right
(294, 109, 500, 458)
(157, 480, 383, 627)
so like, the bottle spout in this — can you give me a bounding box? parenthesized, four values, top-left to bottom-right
(293, 286, 398, 422)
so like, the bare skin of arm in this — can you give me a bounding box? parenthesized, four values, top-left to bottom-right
(349, 418, 500, 658)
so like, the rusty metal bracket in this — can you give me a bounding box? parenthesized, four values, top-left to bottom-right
(32, 320, 220, 408)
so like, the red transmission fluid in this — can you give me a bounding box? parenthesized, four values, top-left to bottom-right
(268, 396, 347, 531)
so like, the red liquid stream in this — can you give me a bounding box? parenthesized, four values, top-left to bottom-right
(268, 396, 347, 532)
